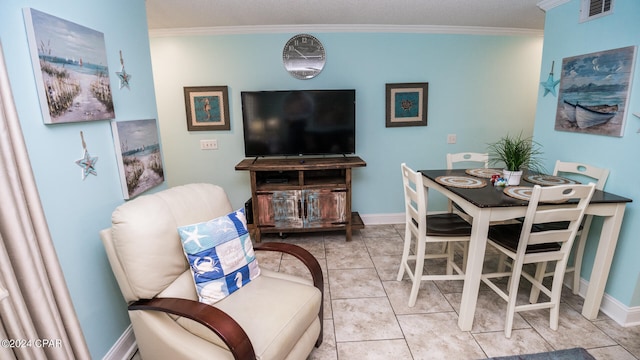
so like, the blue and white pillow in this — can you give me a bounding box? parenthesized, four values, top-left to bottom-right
(177, 208, 260, 304)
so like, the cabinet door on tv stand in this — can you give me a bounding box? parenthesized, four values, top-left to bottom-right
(304, 189, 347, 228)
(256, 190, 303, 228)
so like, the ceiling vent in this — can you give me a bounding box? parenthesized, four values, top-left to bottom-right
(580, 0, 613, 22)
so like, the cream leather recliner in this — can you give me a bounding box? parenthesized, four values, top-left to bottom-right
(100, 183, 323, 359)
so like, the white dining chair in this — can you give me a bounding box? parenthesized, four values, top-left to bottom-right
(481, 183, 596, 338)
(446, 152, 489, 170)
(397, 163, 472, 307)
(529, 161, 610, 298)
(444, 152, 489, 266)
(446, 152, 489, 215)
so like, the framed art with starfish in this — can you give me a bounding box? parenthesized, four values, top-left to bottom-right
(385, 82, 428, 127)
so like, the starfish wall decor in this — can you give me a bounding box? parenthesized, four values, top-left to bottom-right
(75, 131, 98, 179)
(541, 61, 560, 97)
(116, 50, 132, 89)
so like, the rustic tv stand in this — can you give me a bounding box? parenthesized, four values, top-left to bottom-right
(235, 156, 366, 242)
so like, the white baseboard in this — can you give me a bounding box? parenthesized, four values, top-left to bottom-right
(361, 212, 639, 327)
(102, 325, 137, 360)
(600, 293, 640, 327)
(569, 276, 640, 327)
(360, 212, 404, 225)
(623, 305, 640, 326)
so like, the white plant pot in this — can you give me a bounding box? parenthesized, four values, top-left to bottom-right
(503, 169, 523, 186)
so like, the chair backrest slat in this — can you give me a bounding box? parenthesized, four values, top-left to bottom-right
(533, 207, 583, 224)
(553, 160, 609, 190)
(447, 152, 489, 169)
(401, 163, 428, 233)
(529, 230, 574, 245)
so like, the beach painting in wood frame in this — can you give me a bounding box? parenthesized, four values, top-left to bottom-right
(555, 46, 636, 137)
(111, 119, 165, 200)
(24, 8, 115, 124)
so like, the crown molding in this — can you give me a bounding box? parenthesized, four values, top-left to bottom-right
(149, 24, 543, 38)
(537, 0, 571, 11)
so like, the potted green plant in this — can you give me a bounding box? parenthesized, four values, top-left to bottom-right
(487, 133, 544, 185)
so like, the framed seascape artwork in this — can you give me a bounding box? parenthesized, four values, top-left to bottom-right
(555, 46, 637, 137)
(23, 8, 114, 124)
(385, 83, 428, 127)
(111, 119, 164, 200)
(184, 86, 230, 131)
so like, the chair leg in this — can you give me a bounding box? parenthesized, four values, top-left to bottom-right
(397, 226, 412, 282)
(461, 243, 468, 272)
(549, 262, 567, 331)
(529, 262, 547, 303)
(408, 237, 426, 307)
(446, 242, 454, 275)
(504, 262, 523, 338)
(497, 253, 508, 272)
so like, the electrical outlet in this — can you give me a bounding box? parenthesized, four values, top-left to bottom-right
(200, 139, 218, 150)
(447, 134, 457, 144)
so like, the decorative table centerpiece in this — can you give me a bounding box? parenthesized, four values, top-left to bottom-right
(487, 133, 544, 186)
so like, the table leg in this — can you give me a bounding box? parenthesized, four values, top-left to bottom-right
(582, 203, 626, 319)
(458, 210, 491, 331)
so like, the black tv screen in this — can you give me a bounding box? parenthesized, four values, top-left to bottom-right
(241, 90, 356, 157)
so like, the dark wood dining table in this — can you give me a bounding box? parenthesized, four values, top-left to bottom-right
(419, 169, 632, 331)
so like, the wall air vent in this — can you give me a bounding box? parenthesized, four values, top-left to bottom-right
(580, 0, 613, 22)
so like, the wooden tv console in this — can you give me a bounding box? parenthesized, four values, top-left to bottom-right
(235, 156, 366, 242)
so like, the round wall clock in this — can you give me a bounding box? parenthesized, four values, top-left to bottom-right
(282, 34, 326, 80)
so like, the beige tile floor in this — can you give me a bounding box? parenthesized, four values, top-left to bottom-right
(131, 224, 640, 360)
(258, 224, 640, 360)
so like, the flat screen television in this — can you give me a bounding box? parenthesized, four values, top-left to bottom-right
(241, 89, 356, 157)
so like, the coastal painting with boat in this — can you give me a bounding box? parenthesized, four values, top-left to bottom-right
(555, 46, 636, 137)
(24, 8, 115, 124)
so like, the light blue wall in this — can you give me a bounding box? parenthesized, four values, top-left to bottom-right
(0, 0, 161, 358)
(150, 32, 543, 213)
(533, 0, 640, 307)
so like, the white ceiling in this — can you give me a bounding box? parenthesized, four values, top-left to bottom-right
(145, 0, 547, 33)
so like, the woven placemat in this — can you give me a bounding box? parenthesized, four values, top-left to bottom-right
(465, 168, 502, 178)
(524, 174, 580, 186)
(503, 186, 532, 201)
(436, 176, 486, 188)
(503, 186, 570, 203)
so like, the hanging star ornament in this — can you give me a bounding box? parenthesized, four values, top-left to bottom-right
(116, 68, 131, 89)
(116, 50, 132, 89)
(76, 149, 98, 179)
(541, 60, 560, 97)
(75, 131, 98, 180)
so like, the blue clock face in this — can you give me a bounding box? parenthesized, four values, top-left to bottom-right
(283, 34, 326, 80)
